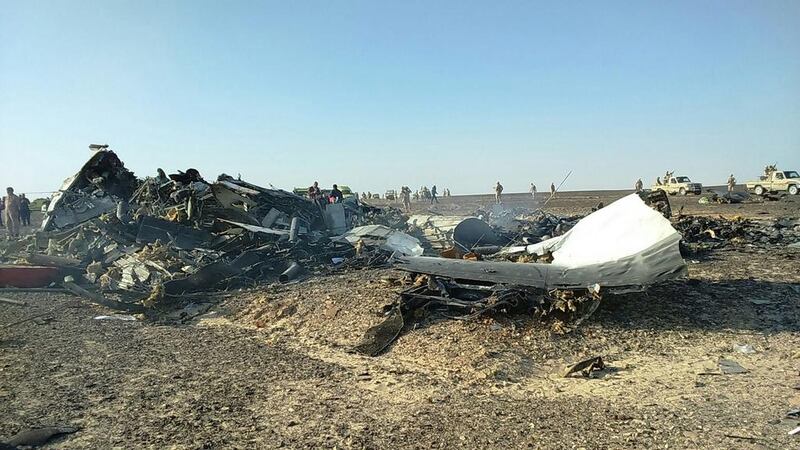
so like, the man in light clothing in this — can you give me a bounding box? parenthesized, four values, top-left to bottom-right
(4, 187, 21, 238)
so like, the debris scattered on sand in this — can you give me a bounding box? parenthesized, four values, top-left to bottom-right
(718, 359, 748, 375)
(4, 145, 797, 352)
(562, 356, 606, 378)
(0, 297, 27, 306)
(93, 314, 138, 321)
(1, 147, 410, 317)
(732, 343, 756, 354)
(675, 215, 800, 255)
(357, 193, 689, 354)
(4, 426, 79, 447)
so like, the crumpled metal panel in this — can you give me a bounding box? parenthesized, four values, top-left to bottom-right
(216, 175, 323, 226)
(337, 225, 424, 256)
(218, 219, 290, 237)
(407, 215, 507, 251)
(396, 194, 687, 292)
(136, 216, 213, 250)
(42, 150, 137, 231)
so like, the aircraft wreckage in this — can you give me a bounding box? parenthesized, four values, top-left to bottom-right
(1, 145, 694, 355)
(354, 192, 687, 355)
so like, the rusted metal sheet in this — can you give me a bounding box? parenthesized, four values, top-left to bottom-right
(0, 265, 62, 288)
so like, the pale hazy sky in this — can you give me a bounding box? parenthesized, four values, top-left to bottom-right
(1, 0, 798, 196)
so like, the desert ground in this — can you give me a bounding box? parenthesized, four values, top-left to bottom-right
(2, 190, 799, 449)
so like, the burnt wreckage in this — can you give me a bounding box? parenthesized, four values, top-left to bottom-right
(354, 191, 687, 355)
(5, 148, 407, 312)
(3, 147, 698, 349)
(43, 148, 138, 231)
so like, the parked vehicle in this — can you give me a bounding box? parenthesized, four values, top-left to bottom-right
(651, 176, 702, 195)
(746, 168, 800, 196)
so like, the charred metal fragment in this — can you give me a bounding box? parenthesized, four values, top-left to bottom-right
(352, 307, 405, 356)
(162, 261, 242, 296)
(43, 149, 138, 231)
(407, 215, 508, 251)
(63, 277, 145, 313)
(136, 216, 213, 250)
(563, 356, 605, 377)
(279, 262, 302, 283)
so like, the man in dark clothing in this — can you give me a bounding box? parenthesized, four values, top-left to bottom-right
(19, 194, 31, 226)
(430, 185, 439, 204)
(329, 184, 344, 203)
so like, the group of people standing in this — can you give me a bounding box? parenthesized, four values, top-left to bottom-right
(306, 181, 343, 206)
(528, 182, 555, 199)
(1, 187, 32, 239)
(494, 181, 556, 204)
(397, 185, 446, 212)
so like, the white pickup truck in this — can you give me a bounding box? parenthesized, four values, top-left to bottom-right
(746, 170, 800, 196)
(651, 176, 703, 196)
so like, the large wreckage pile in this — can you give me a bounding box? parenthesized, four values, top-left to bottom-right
(11, 148, 776, 353)
(355, 191, 688, 355)
(354, 191, 799, 355)
(0, 149, 418, 315)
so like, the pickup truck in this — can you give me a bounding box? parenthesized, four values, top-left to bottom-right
(651, 176, 702, 196)
(746, 170, 800, 196)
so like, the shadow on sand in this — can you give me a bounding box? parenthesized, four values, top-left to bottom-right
(594, 279, 800, 334)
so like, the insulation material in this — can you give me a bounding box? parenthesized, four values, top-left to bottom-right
(338, 225, 423, 257)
